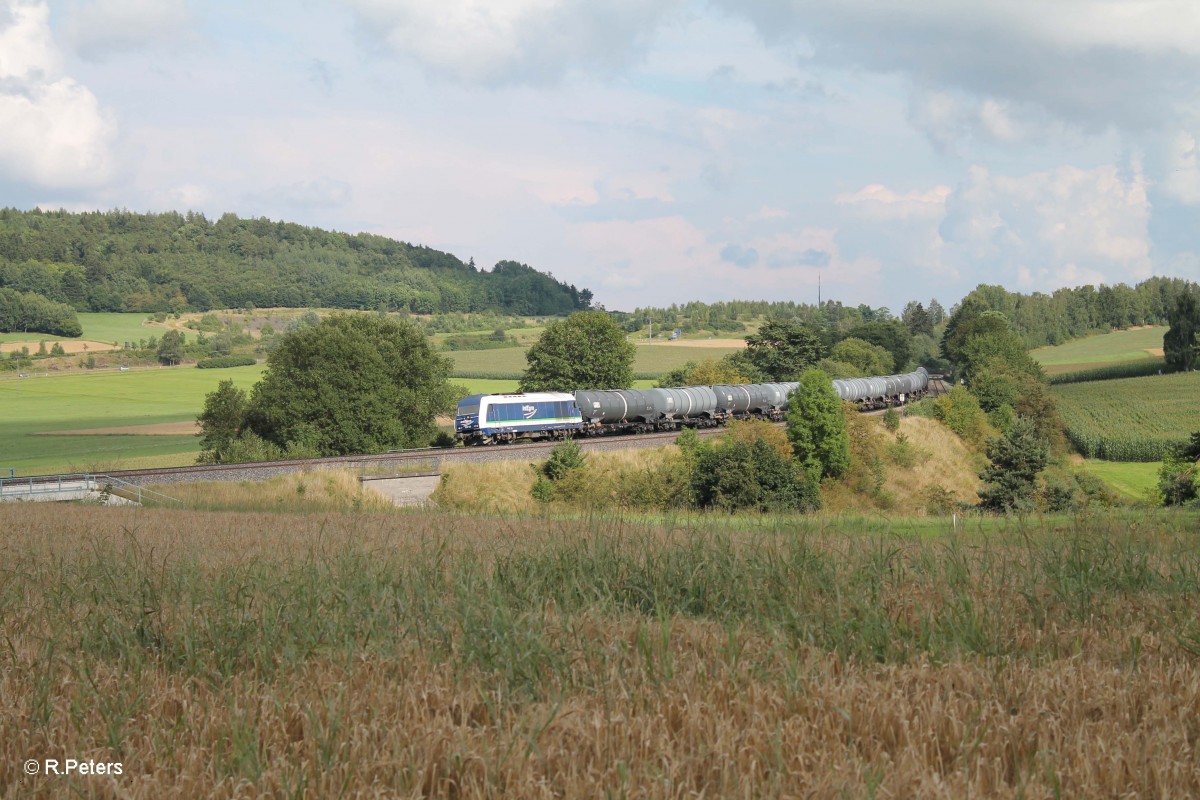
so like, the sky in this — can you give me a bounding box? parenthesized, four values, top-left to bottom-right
(1, 0, 1198, 313)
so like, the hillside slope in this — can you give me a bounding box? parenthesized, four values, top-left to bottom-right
(0, 208, 591, 317)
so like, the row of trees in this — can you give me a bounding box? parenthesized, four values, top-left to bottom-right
(0, 208, 591, 316)
(953, 278, 1193, 349)
(516, 312, 922, 394)
(613, 298, 946, 339)
(0, 288, 82, 337)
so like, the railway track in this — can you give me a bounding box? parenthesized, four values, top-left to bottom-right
(13, 426, 729, 489)
(15, 384, 948, 490)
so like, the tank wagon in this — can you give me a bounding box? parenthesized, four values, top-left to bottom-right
(454, 368, 929, 445)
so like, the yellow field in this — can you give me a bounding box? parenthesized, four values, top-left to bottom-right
(3, 504, 1198, 798)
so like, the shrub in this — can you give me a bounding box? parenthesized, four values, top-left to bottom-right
(539, 438, 586, 481)
(923, 484, 957, 515)
(1158, 454, 1198, 507)
(196, 355, 257, 369)
(691, 438, 820, 513)
(531, 476, 555, 504)
(932, 386, 990, 447)
(882, 407, 900, 432)
(885, 432, 927, 469)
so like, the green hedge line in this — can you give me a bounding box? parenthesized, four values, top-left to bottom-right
(1049, 361, 1170, 385)
(197, 355, 258, 369)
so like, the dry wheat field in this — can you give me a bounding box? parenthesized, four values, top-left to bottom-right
(2, 504, 1199, 798)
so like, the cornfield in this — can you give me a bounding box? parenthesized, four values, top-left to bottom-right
(1053, 371, 1200, 461)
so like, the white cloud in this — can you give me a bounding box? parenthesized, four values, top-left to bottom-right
(338, 0, 682, 86)
(0, 1, 117, 187)
(940, 163, 1153, 290)
(62, 0, 195, 60)
(1163, 130, 1200, 204)
(836, 183, 950, 221)
(748, 205, 788, 221)
(0, 0, 59, 78)
(719, 0, 1200, 137)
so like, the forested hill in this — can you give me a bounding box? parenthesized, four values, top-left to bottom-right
(0, 208, 592, 316)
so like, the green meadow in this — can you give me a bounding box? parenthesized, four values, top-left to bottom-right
(448, 343, 743, 378)
(0, 312, 190, 346)
(0, 365, 265, 475)
(1030, 326, 1166, 374)
(1078, 459, 1161, 502)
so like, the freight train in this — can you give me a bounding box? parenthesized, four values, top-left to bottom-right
(454, 368, 929, 446)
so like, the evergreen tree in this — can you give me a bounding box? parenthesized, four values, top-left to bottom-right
(978, 417, 1049, 512)
(901, 301, 934, 336)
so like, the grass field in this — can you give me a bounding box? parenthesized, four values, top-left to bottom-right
(2, 505, 1198, 798)
(448, 343, 743, 378)
(1078, 459, 1162, 501)
(0, 365, 265, 475)
(451, 378, 655, 395)
(0, 312, 188, 347)
(1030, 326, 1166, 375)
(1052, 371, 1200, 461)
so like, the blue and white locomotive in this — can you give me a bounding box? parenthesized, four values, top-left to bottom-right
(455, 368, 930, 445)
(455, 392, 583, 445)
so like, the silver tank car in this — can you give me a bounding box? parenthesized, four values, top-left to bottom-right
(574, 389, 656, 424)
(645, 386, 719, 419)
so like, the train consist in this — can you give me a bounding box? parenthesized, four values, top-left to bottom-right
(455, 367, 930, 445)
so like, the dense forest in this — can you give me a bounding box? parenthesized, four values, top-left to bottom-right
(0, 208, 592, 316)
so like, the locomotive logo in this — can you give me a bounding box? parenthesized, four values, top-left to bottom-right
(522, 405, 537, 419)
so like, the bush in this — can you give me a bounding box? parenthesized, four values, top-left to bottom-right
(196, 355, 257, 369)
(885, 432, 926, 468)
(923, 485, 958, 515)
(1158, 454, 1198, 507)
(539, 438, 586, 481)
(882, 407, 900, 432)
(932, 386, 990, 447)
(531, 476, 555, 504)
(691, 438, 820, 513)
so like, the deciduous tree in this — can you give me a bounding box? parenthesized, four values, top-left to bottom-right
(519, 311, 635, 391)
(1163, 290, 1199, 371)
(196, 380, 249, 464)
(786, 369, 851, 480)
(156, 329, 186, 365)
(743, 319, 825, 381)
(245, 314, 456, 455)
